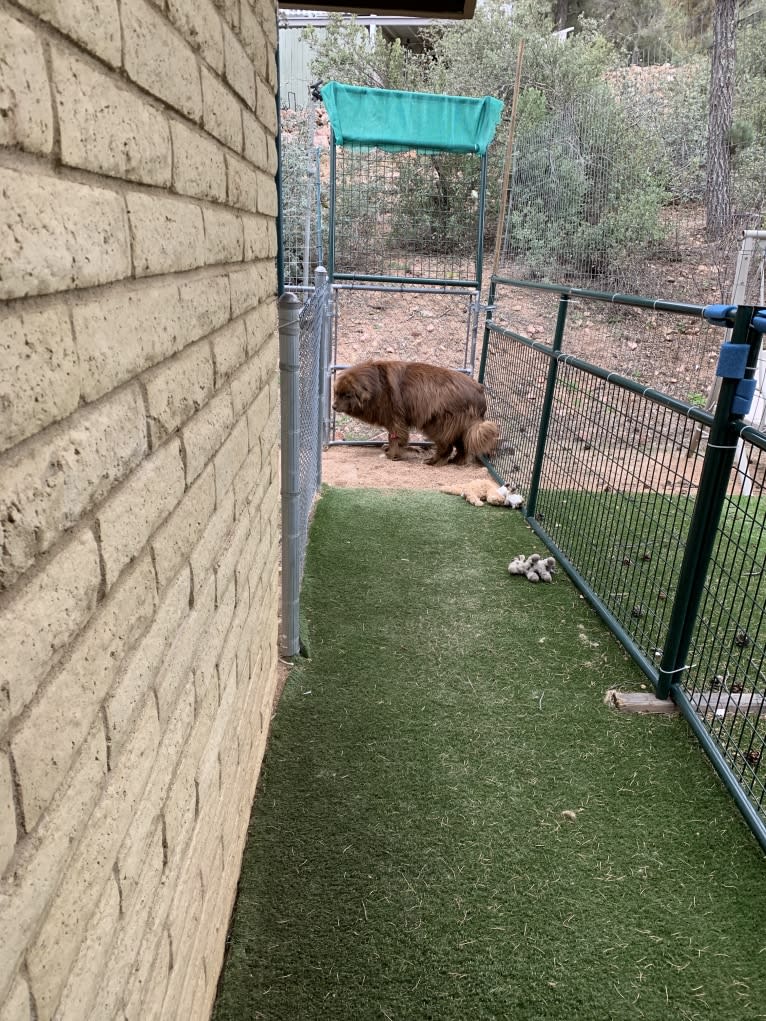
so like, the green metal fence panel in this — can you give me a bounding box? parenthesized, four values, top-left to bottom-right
(480, 279, 766, 850)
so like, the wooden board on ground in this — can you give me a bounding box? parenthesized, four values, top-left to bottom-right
(604, 689, 679, 715)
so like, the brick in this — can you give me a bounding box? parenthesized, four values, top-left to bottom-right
(155, 576, 214, 723)
(105, 566, 190, 755)
(178, 272, 231, 340)
(214, 415, 248, 504)
(182, 389, 234, 484)
(152, 464, 216, 589)
(211, 0, 239, 30)
(256, 74, 277, 136)
(26, 698, 158, 1021)
(230, 358, 262, 420)
(242, 211, 272, 260)
(0, 529, 100, 724)
(163, 753, 197, 869)
(213, 506, 249, 603)
(222, 22, 255, 108)
(54, 876, 119, 1021)
(190, 487, 234, 598)
(226, 152, 259, 213)
(0, 305, 78, 454)
(53, 50, 171, 187)
(127, 191, 205, 277)
(97, 439, 185, 588)
(211, 319, 248, 385)
(196, 656, 235, 806)
(256, 168, 278, 216)
(88, 825, 164, 1020)
(171, 120, 227, 203)
(0, 11, 53, 155)
(167, 0, 224, 73)
(0, 385, 147, 590)
(240, 3, 267, 69)
(267, 133, 278, 175)
(0, 725, 106, 1007)
(143, 340, 214, 447)
(232, 441, 263, 519)
(123, 0, 202, 121)
(244, 299, 276, 358)
(245, 385, 270, 448)
(229, 265, 260, 318)
(0, 751, 15, 875)
(0, 168, 130, 301)
(201, 64, 243, 151)
(124, 929, 169, 1021)
(73, 282, 179, 401)
(203, 204, 244, 266)
(164, 868, 203, 1009)
(14, 0, 121, 67)
(11, 554, 156, 831)
(242, 108, 268, 169)
(116, 686, 193, 902)
(218, 589, 248, 684)
(0, 975, 31, 1021)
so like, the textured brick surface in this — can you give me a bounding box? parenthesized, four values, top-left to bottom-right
(11, 555, 156, 830)
(0, 385, 147, 589)
(0, 0, 280, 1014)
(97, 439, 186, 588)
(0, 529, 101, 721)
(0, 168, 130, 300)
(0, 306, 79, 454)
(201, 64, 243, 151)
(171, 120, 227, 203)
(127, 191, 206, 277)
(0, 10, 53, 155)
(53, 50, 171, 186)
(123, 0, 203, 121)
(143, 340, 215, 447)
(14, 0, 121, 67)
(167, 0, 224, 73)
(0, 752, 15, 875)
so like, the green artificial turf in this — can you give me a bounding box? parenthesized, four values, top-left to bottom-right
(213, 488, 766, 1021)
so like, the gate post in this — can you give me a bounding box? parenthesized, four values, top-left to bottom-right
(657, 304, 761, 698)
(315, 266, 328, 483)
(279, 291, 302, 658)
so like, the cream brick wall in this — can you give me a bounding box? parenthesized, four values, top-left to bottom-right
(0, 0, 280, 1016)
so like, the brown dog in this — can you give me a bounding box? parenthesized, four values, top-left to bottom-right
(332, 359, 499, 465)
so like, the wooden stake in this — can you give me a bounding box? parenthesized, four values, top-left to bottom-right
(492, 38, 525, 279)
(604, 689, 679, 715)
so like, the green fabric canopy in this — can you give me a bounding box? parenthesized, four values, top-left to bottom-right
(321, 82, 503, 154)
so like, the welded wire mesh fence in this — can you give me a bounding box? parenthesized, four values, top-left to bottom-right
(280, 105, 324, 290)
(331, 145, 484, 285)
(481, 281, 766, 847)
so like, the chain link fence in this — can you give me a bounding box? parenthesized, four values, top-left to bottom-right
(279, 270, 331, 657)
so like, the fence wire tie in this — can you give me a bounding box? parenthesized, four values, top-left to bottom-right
(659, 663, 695, 676)
(705, 443, 739, 450)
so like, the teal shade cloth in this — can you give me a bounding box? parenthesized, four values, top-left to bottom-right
(321, 82, 504, 154)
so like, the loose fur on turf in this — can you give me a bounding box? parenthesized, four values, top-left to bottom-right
(332, 359, 499, 465)
(440, 478, 523, 508)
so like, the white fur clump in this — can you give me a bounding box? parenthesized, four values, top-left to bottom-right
(508, 552, 557, 583)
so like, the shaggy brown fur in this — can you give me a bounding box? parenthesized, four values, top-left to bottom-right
(332, 359, 499, 465)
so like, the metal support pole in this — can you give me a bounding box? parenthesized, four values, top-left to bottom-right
(321, 282, 334, 447)
(477, 278, 497, 384)
(657, 304, 760, 698)
(526, 293, 569, 518)
(279, 292, 302, 658)
(314, 266, 328, 483)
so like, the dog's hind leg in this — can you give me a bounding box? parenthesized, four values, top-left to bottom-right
(384, 425, 410, 460)
(426, 439, 454, 466)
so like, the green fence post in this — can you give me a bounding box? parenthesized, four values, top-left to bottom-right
(477, 278, 497, 384)
(656, 304, 760, 699)
(526, 293, 569, 519)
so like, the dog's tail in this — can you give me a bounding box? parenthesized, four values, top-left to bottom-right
(465, 419, 499, 457)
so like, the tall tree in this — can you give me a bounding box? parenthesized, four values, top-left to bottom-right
(706, 0, 737, 238)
